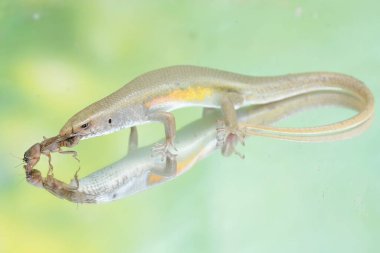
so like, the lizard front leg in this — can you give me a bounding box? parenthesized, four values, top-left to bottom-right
(148, 111, 177, 177)
(151, 156, 177, 177)
(149, 111, 177, 156)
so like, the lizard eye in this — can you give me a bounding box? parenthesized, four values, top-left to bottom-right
(81, 123, 89, 129)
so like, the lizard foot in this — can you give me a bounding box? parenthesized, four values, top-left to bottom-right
(151, 138, 177, 161)
(216, 120, 246, 158)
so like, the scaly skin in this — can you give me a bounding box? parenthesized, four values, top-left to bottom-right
(58, 65, 374, 175)
(60, 91, 372, 203)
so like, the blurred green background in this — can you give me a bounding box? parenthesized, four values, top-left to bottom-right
(0, 1, 379, 252)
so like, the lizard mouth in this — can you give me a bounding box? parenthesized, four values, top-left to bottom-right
(61, 135, 81, 147)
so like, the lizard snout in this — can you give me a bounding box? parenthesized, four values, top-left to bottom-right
(59, 125, 74, 137)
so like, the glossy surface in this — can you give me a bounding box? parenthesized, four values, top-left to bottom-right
(59, 65, 373, 143)
(1, 1, 379, 253)
(59, 92, 370, 203)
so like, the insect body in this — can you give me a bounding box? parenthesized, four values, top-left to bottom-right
(23, 135, 80, 174)
(25, 168, 96, 203)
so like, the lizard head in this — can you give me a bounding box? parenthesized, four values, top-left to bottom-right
(59, 110, 95, 139)
(59, 107, 115, 140)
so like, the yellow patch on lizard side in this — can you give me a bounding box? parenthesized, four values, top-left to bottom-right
(145, 86, 213, 108)
(146, 144, 210, 186)
(146, 154, 198, 186)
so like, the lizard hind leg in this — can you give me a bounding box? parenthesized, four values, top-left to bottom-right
(218, 92, 246, 158)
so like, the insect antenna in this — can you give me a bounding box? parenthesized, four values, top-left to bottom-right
(9, 152, 24, 162)
(14, 162, 25, 168)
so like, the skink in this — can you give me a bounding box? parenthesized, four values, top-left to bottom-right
(57, 91, 371, 203)
(58, 66, 374, 175)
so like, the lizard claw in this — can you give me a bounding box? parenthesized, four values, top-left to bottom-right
(216, 120, 246, 158)
(151, 138, 177, 161)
